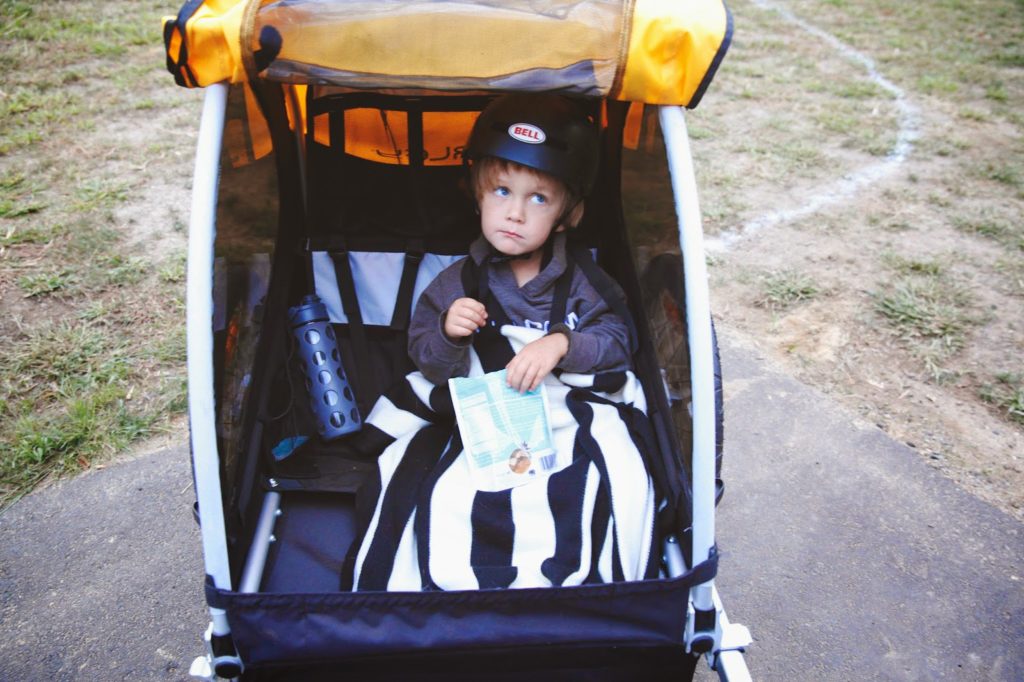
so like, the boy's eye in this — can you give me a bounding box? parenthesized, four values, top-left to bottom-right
(530, 193, 548, 205)
(494, 186, 510, 197)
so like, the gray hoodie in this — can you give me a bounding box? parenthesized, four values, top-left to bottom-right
(408, 233, 634, 385)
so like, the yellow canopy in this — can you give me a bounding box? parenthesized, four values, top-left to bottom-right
(165, 0, 731, 108)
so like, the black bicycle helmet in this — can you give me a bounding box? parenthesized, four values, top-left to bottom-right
(466, 94, 600, 197)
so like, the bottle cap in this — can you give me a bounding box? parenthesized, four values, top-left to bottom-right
(288, 294, 328, 327)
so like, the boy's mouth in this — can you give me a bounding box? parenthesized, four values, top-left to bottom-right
(498, 230, 522, 239)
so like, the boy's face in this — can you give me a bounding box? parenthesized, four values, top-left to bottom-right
(477, 163, 569, 257)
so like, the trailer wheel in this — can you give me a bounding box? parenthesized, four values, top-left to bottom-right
(641, 253, 725, 504)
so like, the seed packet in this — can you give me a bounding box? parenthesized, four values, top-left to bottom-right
(449, 370, 561, 492)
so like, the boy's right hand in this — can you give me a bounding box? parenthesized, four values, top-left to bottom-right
(444, 297, 488, 339)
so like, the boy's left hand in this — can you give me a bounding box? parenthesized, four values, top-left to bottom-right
(505, 334, 569, 393)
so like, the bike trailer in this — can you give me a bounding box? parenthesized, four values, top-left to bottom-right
(163, 1, 751, 679)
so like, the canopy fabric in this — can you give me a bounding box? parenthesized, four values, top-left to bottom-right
(165, 0, 731, 108)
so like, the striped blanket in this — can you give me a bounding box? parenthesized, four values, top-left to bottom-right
(349, 326, 657, 591)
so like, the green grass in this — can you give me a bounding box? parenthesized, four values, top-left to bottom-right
(875, 280, 971, 346)
(978, 161, 1022, 188)
(873, 247, 980, 381)
(953, 210, 1024, 251)
(873, 264, 977, 381)
(0, 0, 191, 507)
(881, 252, 946, 277)
(0, 199, 46, 218)
(985, 82, 1009, 103)
(788, 0, 1024, 124)
(918, 75, 960, 95)
(1, 223, 55, 247)
(693, 0, 1024, 437)
(756, 269, 821, 310)
(0, 171, 46, 218)
(958, 107, 990, 122)
(1, 324, 135, 493)
(832, 81, 888, 100)
(17, 270, 73, 297)
(685, 0, 909, 186)
(0, 316, 187, 506)
(100, 255, 148, 287)
(994, 256, 1024, 297)
(980, 372, 1024, 425)
(158, 251, 187, 284)
(74, 180, 131, 211)
(0, 0, 167, 155)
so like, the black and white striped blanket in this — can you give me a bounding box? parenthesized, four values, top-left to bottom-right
(349, 326, 657, 591)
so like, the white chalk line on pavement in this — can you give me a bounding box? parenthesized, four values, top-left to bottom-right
(705, 0, 921, 253)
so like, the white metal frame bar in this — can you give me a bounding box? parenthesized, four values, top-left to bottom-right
(660, 104, 716, 605)
(186, 82, 233, 634)
(659, 105, 751, 679)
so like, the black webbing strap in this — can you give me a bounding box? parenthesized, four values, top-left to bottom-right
(301, 238, 317, 293)
(459, 256, 518, 372)
(406, 106, 440, 249)
(566, 241, 639, 352)
(476, 256, 492, 307)
(390, 240, 425, 331)
(549, 252, 575, 329)
(327, 242, 374, 416)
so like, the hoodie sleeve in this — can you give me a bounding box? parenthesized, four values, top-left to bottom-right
(407, 259, 474, 385)
(556, 272, 634, 374)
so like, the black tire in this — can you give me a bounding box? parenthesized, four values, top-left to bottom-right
(641, 253, 724, 504)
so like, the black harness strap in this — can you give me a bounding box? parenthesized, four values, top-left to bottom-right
(327, 242, 374, 416)
(565, 240, 639, 352)
(461, 240, 631, 344)
(460, 256, 515, 371)
(301, 238, 317, 294)
(549, 253, 575, 329)
(463, 243, 576, 330)
(390, 240, 424, 332)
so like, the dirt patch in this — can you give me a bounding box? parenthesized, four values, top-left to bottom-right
(691, 0, 1024, 520)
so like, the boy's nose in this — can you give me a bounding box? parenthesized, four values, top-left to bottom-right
(506, 199, 525, 222)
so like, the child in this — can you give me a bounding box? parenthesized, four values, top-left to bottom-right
(407, 93, 635, 391)
(350, 95, 653, 592)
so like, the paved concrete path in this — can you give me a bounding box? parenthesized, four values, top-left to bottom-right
(0, 443, 207, 681)
(705, 332, 1023, 681)
(1, 329, 1021, 681)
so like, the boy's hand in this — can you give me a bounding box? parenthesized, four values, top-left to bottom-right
(444, 297, 487, 339)
(505, 333, 569, 393)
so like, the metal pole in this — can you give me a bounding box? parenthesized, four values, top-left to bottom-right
(239, 492, 282, 593)
(659, 105, 716, 613)
(187, 82, 233, 596)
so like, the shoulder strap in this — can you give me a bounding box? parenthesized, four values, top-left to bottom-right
(565, 241, 638, 352)
(459, 257, 515, 371)
(459, 255, 513, 327)
(390, 240, 425, 332)
(549, 253, 575, 330)
(326, 241, 374, 416)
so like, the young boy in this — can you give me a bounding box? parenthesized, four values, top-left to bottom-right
(407, 94, 634, 391)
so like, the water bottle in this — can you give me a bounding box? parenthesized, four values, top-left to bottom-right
(288, 294, 361, 439)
